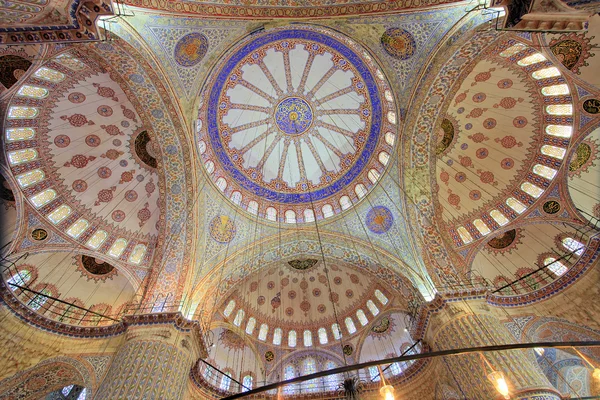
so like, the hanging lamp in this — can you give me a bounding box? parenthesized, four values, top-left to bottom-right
(480, 353, 510, 399)
(573, 348, 600, 381)
(377, 365, 396, 400)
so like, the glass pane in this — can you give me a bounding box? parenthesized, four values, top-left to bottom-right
(108, 238, 127, 257)
(532, 67, 560, 80)
(304, 208, 315, 222)
(47, 204, 71, 224)
(7, 270, 31, 289)
(233, 309, 245, 326)
(285, 210, 296, 223)
(273, 327, 282, 345)
(387, 111, 396, 124)
(55, 53, 86, 70)
(6, 127, 35, 141)
(231, 191, 242, 204)
(216, 177, 227, 191)
(367, 300, 379, 316)
(473, 219, 491, 236)
(332, 323, 342, 340)
(544, 257, 568, 276)
(375, 290, 389, 305)
(62, 385, 74, 396)
(30, 189, 56, 208)
(368, 169, 380, 183)
(288, 330, 296, 347)
(322, 204, 334, 218)
(8, 106, 38, 119)
(490, 210, 509, 226)
(345, 317, 357, 334)
(224, 300, 235, 317)
(546, 104, 573, 115)
(303, 330, 312, 347)
(339, 195, 351, 210)
(533, 164, 557, 179)
(499, 43, 527, 57)
(318, 327, 328, 344)
(17, 85, 48, 98)
(521, 182, 544, 198)
(506, 197, 527, 214)
(204, 160, 214, 174)
(247, 201, 258, 215)
(128, 244, 147, 264)
(87, 230, 108, 250)
(67, 219, 89, 238)
(540, 145, 566, 160)
(379, 151, 390, 165)
(242, 376, 253, 392)
(369, 366, 380, 382)
(545, 125, 572, 138)
(457, 226, 473, 244)
(356, 309, 368, 326)
(220, 373, 231, 391)
(33, 67, 65, 82)
(17, 169, 44, 187)
(541, 84, 569, 96)
(355, 184, 367, 198)
(517, 53, 546, 66)
(259, 323, 269, 341)
(246, 317, 256, 334)
(266, 207, 277, 221)
(562, 237, 585, 256)
(8, 148, 38, 165)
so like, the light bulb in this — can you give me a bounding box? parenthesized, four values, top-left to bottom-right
(487, 371, 510, 399)
(380, 384, 395, 400)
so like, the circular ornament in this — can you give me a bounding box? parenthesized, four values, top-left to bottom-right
(265, 351, 275, 362)
(68, 92, 86, 103)
(112, 210, 125, 222)
(72, 179, 88, 192)
(543, 200, 561, 214)
(381, 28, 416, 60)
(31, 228, 47, 241)
(174, 33, 209, 67)
(343, 344, 353, 355)
(583, 99, 600, 114)
(275, 97, 313, 134)
(209, 215, 236, 243)
(366, 206, 393, 234)
(54, 135, 70, 148)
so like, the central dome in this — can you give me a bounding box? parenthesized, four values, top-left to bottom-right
(197, 26, 397, 222)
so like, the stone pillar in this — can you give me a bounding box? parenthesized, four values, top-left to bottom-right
(428, 305, 561, 400)
(95, 313, 206, 400)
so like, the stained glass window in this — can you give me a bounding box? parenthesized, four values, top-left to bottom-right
(318, 327, 328, 344)
(533, 164, 557, 180)
(17, 85, 48, 98)
(55, 53, 85, 70)
(77, 388, 87, 400)
(368, 168, 381, 183)
(473, 219, 491, 236)
(367, 300, 380, 316)
(242, 375, 253, 392)
(521, 182, 544, 198)
(233, 309, 245, 326)
(379, 151, 390, 166)
(385, 131, 396, 145)
(499, 43, 527, 57)
(258, 324, 268, 341)
(490, 209, 510, 226)
(387, 111, 396, 124)
(285, 210, 296, 223)
(355, 184, 367, 198)
(322, 204, 334, 218)
(7, 270, 31, 289)
(562, 237, 585, 256)
(546, 104, 573, 116)
(108, 238, 127, 258)
(339, 195, 352, 210)
(16, 169, 44, 188)
(47, 204, 72, 224)
(247, 201, 258, 215)
(457, 226, 473, 244)
(543, 257, 568, 276)
(345, 317, 357, 334)
(375, 289, 389, 305)
(205, 160, 215, 174)
(325, 361, 339, 390)
(198, 140, 207, 154)
(245, 317, 256, 334)
(8, 148, 38, 165)
(216, 177, 227, 191)
(129, 244, 147, 265)
(332, 323, 342, 340)
(303, 358, 318, 392)
(541, 84, 569, 96)
(224, 300, 235, 317)
(30, 189, 56, 208)
(517, 53, 546, 66)
(288, 330, 297, 347)
(284, 365, 296, 394)
(545, 125, 572, 138)
(273, 327, 282, 345)
(33, 67, 65, 82)
(231, 191, 242, 205)
(390, 362, 403, 375)
(384, 90, 393, 102)
(266, 207, 277, 221)
(304, 208, 315, 222)
(369, 366, 381, 382)
(220, 372, 232, 391)
(532, 67, 560, 80)
(356, 309, 368, 326)
(304, 330, 313, 347)
(62, 385, 74, 396)
(87, 230, 108, 250)
(29, 289, 51, 311)
(506, 197, 527, 214)
(540, 145, 566, 160)
(6, 127, 35, 141)
(8, 106, 38, 119)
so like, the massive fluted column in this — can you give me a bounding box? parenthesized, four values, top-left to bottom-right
(426, 302, 561, 399)
(95, 313, 206, 400)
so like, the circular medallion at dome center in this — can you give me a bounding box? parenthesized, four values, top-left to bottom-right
(275, 97, 313, 135)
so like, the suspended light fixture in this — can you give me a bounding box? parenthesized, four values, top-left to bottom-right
(378, 366, 396, 400)
(480, 353, 510, 399)
(573, 348, 600, 382)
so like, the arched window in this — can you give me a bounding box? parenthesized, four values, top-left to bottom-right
(304, 208, 315, 222)
(7, 270, 31, 289)
(562, 237, 585, 256)
(473, 219, 491, 236)
(367, 300, 379, 316)
(332, 323, 342, 340)
(325, 361, 339, 390)
(48, 205, 72, 224)
(546, 104, 573, 116)
(490, 210, 509, 226)
(28, 289, 51, 311)
(273, 327, 282, 345)
(231, 191, 242, 205)
(8, 148, 37, 165)
(30, 188, 56, 208)
(506, 197, 527, 214)
(368, 169, 380, 184)
(303, 330, 313, 347)
(378, 151, 390, 166)
(521, 182, 544, 198)
(541, 84, 569, 96)
(546, 125, 572, 138)
(6, 127, 35, 141)
(233, 309, 245, 326)
(540, 145, 566, 160)
(203, 364, 215, 383)
(62, 385, 74, 396)
(355, 184, 367, 199)
(242, 375, 253, 392)
(284, 365, 296, 395)
(224, 300, 235, 317)
(318, 327, 328, 344)
(204, 160, 215, 174)
(247, 201, 258, 215)
(499, 43, 526, 57)
(387, 111, 396, 124)
(533, 164, 557, 180)
(322, 204, 334, 218)
(303, 358, 318, 392)
(67, 219, 90, 239)
(87, 230, 108, 250)
(258, 324, 268, 341)
(288, 330, 297, 347)
(390, 362, 403, 375)
(339, 196, 352, 210)
(457, 226, 473, 244)
(368, 366, 380, 382)
(8, 106, 38, 119)
(245, 317, 256, 334)
(220, 372, 232, 391)
(33, 67, 65, 82)
(356, 310, 368, 326)
(374, 289, 389, 305)
(543, 257, 568, 276)
(216, 177, 227, 191)
(108, 238, 127, 258)
(532, 67, 560, 80)
(517, 53, 546, 67)
(385, 132, 395, 145)
(129, 245, 147, 265)
(16, 169, 44, 188)
(266, 207, 277, 221)
(17, 85, 48, 98)
(345, 317, 356, 334)
(285, 210, 296, 223)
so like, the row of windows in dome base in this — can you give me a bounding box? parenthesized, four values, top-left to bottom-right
(203, 344, 422, 394)
(223, 290, 388, 347)
(454, 43, 574, 247)
(201, 148, 393, 223)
